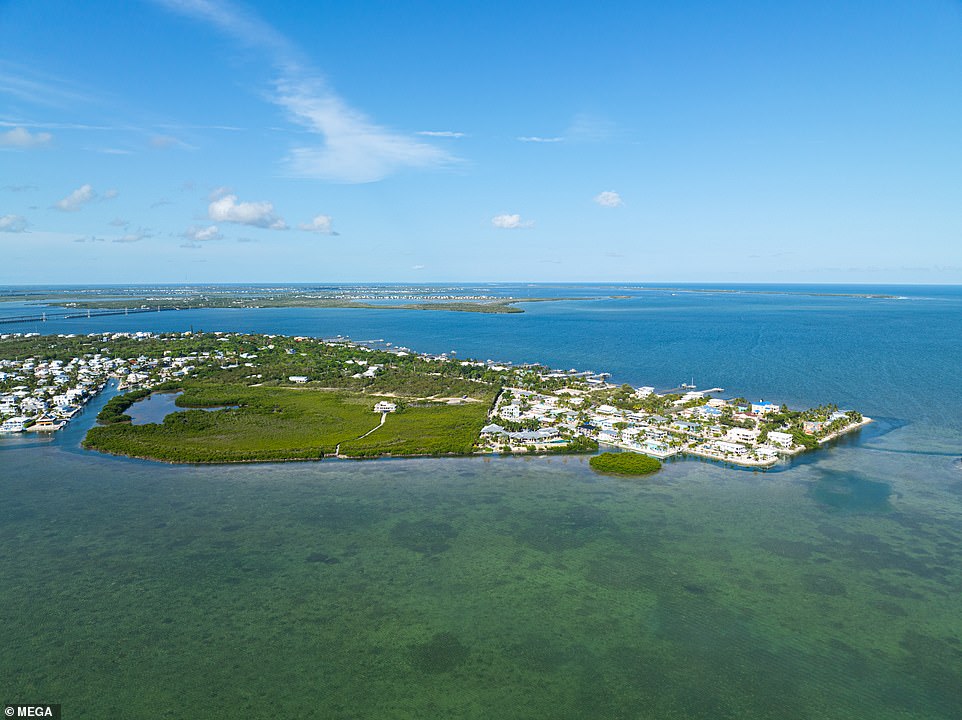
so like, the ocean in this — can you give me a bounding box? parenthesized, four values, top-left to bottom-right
(1, 283, 960, 718)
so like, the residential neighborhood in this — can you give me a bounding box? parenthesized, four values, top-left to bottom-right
(0, 330, 870, 469)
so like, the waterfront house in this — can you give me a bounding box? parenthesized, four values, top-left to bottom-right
(0, 416, 29, 433)
(767, 431, 793, 448)
(27, 414, 64, 432)
(726, 427, 760, 443)
(715, 441, 748, 455)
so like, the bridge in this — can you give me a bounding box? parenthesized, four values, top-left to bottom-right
(0, 306, 179, 325)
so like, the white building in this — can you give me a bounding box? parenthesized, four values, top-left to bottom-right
(767, 431, 793, 448)
(726, 427, 760, 443)
(374, 401, 397, 413)
(715, 441, 747, 455)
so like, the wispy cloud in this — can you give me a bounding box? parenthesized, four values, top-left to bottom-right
(594, 190, 623, 208)
(0, 127, 52, 148)
(492, 213, 533, 229)
(277, 78, 454, 183)
(112, 229, 151, 243)
(54, 184, 96, 211)
(109, 218, 129, 228)
(182, 224, 222, 242)
(297, 214, 337, 235)
(155, 0, 455, 183)
(150, 134, 191, 149)
(517, 115, 616, 145)
(417, 130, 465, 138)
(567, 113, 616, 142)
(209, 193, 286, 229)
(95, 147, 135, 155)
(0, 214, 29, 233)
(3, 184, 38, 192)
(0, 61, 96, 108)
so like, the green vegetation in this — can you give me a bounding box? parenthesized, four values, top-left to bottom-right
(52, 296, 592, 314)
(96, 388, 151, 424)
(589, 452, 662, 476)
(339, 400, 492, 457)
(84, 383, 495, 462)
(547, 435, 598, 454)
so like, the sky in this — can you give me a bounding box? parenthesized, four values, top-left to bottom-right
(1, 0, 961, 284)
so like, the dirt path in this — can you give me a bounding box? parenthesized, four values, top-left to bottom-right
(355, 412, 387, 440)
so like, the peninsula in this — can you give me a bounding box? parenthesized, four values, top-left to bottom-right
(0, 331, 870, 467)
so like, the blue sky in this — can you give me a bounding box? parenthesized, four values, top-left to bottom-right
(1, 0, 961, 284)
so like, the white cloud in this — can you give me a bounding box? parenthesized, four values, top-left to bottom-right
(109, 217, 129, 227)
(297, 214, 336, 235)
(278, 78, 454, 183)
(209, 185, 231, 200)
(0, 127, 52, 148)
(417, 131, 465, 138)
(412, 264, 425, 270)
(54, 184, 96, 211)
(0, 214, 28, 232)
(102, 188, 119, 200)
(155, 1, 454, 183)
(183, 224, 223, 242)
(492, 213, 533, 229)
(517, 136, 563, 143)
(112, 229, 151, 243)
(594, 190, 623, 208)
(208, 194, 286, 229)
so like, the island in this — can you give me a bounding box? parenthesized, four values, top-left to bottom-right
(0, 330, 871, 466)
(0, 285, 596, 322)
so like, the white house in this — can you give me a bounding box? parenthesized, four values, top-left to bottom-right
(288, 376, 309, 384)
(767, 431, 793, 448)
(0, 416, 29, 433)
(715, 441, 747, 455)
(374, 401, 397, 413)
(726, 427, 760, 443)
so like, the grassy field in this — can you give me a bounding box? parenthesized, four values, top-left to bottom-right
(340, 402, 491, 457)
(83, 384, 494, 463)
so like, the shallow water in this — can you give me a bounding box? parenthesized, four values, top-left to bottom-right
(126, 392, 237, 425)
(1, 284, 961, 718)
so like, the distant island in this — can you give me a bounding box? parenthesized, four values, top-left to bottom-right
(0, 331, 870, 467)
(0, 286, 596, 317)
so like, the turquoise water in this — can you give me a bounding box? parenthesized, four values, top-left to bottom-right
(1, 284, 961, 718)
